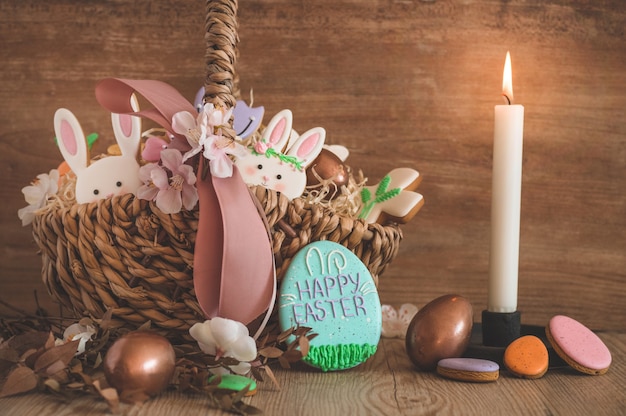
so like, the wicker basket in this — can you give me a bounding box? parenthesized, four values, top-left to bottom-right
(31, 0, 404, 340)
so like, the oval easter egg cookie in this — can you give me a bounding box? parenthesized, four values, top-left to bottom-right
(546, 315, 611, 375)
(278, 241, 382, 371)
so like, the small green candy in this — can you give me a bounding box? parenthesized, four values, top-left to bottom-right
(208, 374, 257, 396)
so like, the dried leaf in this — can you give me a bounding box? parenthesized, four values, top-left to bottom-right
(231, 383, 251, 403)
(282, 349, 303, 363)
(0, 366, 38, 397)
(0, 359, 16, 376)
(7, 331, 50, 355)
(99, 309, 114, 331)
(0, 348, 19, 363)
(44, 332, 56, 350)
(93, 379, 120, 414)
(93, 352, 103, 369)
(22, 348, 41, 368)
(78, 317, 93, 327)
(278, 356, 290, 370)
(277, 327, 295, 344)
(293, 326, 313, 337)
(298, 336, 310, 358)
(263, 365, 281, 391)
(136, 320, 152, 331)
(250, 366, 264, 382)
(45, 360, 68, 377)
(258, 346, 283, 359)
(220, 394, 233, 410)
(34, 339, 79, 373)
(233, 401, 264, 415)
(43, 378, 61, 392)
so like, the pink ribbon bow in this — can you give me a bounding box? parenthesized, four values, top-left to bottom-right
(95, 78, 275, 329)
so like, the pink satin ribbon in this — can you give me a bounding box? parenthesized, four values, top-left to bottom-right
(95, 78, 275, 327)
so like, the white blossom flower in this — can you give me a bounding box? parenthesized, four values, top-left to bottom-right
(54, 322, 97, 355)
(189, 317, 257, 375)
(17, 169, 59, 226)
(381, 303, 418, 339)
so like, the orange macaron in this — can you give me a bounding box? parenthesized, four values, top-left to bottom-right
(503, 335, 549, 379)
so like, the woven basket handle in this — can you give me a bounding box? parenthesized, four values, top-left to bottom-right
(204, 0, 240, 112)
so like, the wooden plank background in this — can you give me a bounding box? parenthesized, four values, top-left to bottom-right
(1, 0, 624, 331)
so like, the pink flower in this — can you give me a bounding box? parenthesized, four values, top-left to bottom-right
(172, 110, 207, 161)
(172, 104, 245, 178)
(202, 132, 248, 178)
(137, 149, 198, 214)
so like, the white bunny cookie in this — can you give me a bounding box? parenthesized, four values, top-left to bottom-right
(235, 109, 325, 200)
(54, 95, 142, 204)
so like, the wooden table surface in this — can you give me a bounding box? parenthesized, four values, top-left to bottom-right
(1, 332, 624, 415)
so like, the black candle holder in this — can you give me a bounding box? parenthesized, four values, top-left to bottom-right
(482, 309, 521, 347)
(464, 312, 566, 368)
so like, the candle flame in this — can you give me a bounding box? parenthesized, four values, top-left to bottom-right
(502, 51, 513, 104)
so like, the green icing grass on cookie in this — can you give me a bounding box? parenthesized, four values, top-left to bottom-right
(304, 344, 378, 372)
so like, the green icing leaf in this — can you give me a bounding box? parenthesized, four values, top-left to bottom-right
(375, 174, 391, 197)
(358, 174, 402, 220)
(360, 187, 371, 204)
(86, 133, 99, 148)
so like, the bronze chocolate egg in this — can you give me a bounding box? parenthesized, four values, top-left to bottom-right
(103, 331, 176, 396)
(405, 294, 473, 371)
(305, 148, 349, 198)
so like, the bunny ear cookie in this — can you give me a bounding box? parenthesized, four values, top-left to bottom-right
(54, 108, 89, 176)
(54, 103, 142, 204)
(111, 94, 141, 158)
(287, 127, 326, 168)
(261, 109, 293, 152)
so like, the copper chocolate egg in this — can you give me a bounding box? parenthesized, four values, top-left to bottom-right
(405, 294, 473, 371)
(305, 148, 349, 197)
(104, 331, 176, 396)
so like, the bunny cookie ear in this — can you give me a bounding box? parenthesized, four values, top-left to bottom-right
(287, 127, 326, 168)
(54, 108, 89, 175)
(111, 93, 141, 158)
(261, 109, 293, 152)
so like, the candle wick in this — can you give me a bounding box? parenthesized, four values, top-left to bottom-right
(502, 93, 512, 105)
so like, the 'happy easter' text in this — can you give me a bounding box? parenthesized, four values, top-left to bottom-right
(291, 273, 368, 324)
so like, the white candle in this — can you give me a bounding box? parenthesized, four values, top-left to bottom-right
(488, 51, 524, 313)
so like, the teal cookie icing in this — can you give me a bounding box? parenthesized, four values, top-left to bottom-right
(278, 241, 382, 371)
